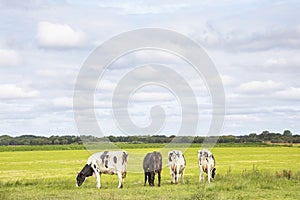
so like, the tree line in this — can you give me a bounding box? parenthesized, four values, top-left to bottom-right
(0, 130, 299, 146)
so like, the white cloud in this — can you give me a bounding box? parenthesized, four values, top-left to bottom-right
(98, 80, 116, 91)
(262, 55, 300, 74)
(0, 49, 21, 66)
(221, 75, 235, 86)
(37, 21, 86, 48)
(36, 68, 77, 79)
(131, 91, 174, 102)
(195, 23, 300, 52)
(238, 80, 285, 94)
(0, 84, 39, 99)
(265, 58, 287, 66)
(274, 87, 300, 101)
(52, 97, 73, 108)
(98, 1, 188, 14)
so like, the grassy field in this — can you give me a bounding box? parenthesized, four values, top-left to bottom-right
(0, 145, 299, 199)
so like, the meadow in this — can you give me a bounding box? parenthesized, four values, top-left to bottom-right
(0, 145, 299, 200)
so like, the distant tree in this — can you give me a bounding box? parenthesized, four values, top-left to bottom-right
(249, 133, 257, 138)
(292, 135, 300, 143)
(192, 136, 204, 143)
(283, 130, 292, 136)
(1, 131, 300, 145)
(0, 135, 12, 145)
(53, 139, 60, 144)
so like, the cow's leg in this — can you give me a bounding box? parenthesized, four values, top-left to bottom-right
(117, 172, 123, 188)
(181, 169, 185, 184)
(121, 172, 126, 187)
(199, 166, 204, 183)
(207, 165, 211, 184)
(148, 172, 151, 185)
(95, 172, 101, 189)
(170, 168, 174, 184)
(144, 172, 147, 186)
(150, 172, 155, 186)
(158, 171, 161, 187)
(175, 166, 180, 184)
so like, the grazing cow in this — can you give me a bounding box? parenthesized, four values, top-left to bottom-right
(76, 151, 128, 189)
(198, 149, 216, 183)
(143, 151, 162, 187)
(168, 150, 186, 184)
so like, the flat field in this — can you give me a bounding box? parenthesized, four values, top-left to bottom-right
(0, 145, 299, 199)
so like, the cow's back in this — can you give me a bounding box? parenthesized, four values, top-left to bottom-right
(143, 152, 162, 172)
(89, 151, 128, 173)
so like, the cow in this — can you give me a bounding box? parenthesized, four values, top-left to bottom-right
(168, 150, 186, 184)
(143, 151, 162, 187)
(76, 151, 128, 189)
(198, 149, 216, 184)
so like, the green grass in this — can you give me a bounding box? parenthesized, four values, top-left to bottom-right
(0, 146, 299, 199)
(0, 144, 86, 152)
(0, 142, 274, 152)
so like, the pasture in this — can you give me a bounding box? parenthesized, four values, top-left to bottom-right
(0, 145, 299, 199)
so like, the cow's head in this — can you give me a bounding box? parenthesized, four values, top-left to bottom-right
(76, 164, 93, 187)
(169, 151, 179, 162)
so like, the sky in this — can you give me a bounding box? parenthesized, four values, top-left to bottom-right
(0, 0, 299, 137)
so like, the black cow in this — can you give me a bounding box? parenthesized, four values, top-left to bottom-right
(143, 151, 162, 187)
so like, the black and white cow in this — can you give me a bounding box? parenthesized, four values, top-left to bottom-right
(198, 149, 216, 183)
(143, 151, 162, 187)
(168, 150, 186, 184)
(76, 151, 128, 189)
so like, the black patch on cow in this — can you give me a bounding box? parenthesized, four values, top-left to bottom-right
(122, 152, 128, 165)
(81, 164, 93, 177)
(182, 154, 186, 166)
(113, 156, 117, 164)
(100, 151, 108, 163)
(205, 157, 210, 164)
(168, 152, 173, 162)
(93, 164, 97, 169)
(122, 172, 126, 179)
(105, 160, 108, 168)
(212, 154, 215, 165)
(199, 155, 202, 165)
(212, 154, 216, 179)
(212, 168, 216, 179)
(198, 152, 201, 165)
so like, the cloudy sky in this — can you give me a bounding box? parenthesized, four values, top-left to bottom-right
(0, 0, 299, 137)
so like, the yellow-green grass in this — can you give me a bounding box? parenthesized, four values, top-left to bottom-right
(0, 146, 299, 199)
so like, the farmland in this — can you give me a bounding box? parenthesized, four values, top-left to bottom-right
(0, 145, 299, 199)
